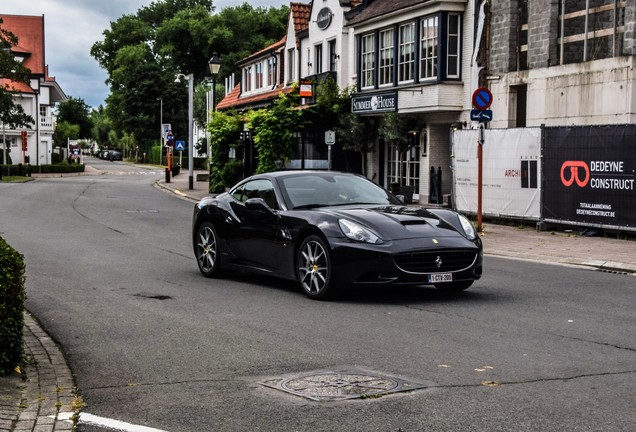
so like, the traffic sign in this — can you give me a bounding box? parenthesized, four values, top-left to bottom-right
(325, 130, 336, 146)
(472, 87, 493, 110)
(470, 109, 493, 122)
(175, 141, 186, 151)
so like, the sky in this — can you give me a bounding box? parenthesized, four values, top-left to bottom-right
(2, 0, 290, 109)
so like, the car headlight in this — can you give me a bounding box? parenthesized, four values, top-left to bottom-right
(457, 214, 476, 240)
(338, 219, 383, 244)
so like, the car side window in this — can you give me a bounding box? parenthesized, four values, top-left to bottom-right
(242, 179, 279, 210)
(230, 184, 245, 202)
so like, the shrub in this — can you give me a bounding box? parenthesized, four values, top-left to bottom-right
(0, 236, 26, 376)
(51, 152, 64, 164)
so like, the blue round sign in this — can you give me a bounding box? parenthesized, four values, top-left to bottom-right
(472, 87, 493, 110)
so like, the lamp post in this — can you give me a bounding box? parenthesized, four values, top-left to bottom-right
(157, 97, 163, 165)
(208, 52, 221, 168)
(175, 73, 194, 189)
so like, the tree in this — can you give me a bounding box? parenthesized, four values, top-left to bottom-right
(90, 106, 111, 147)
(90, 1, 289, 158)
(56, 97, 93, 138)
(246, 90, 301, 174)
(53, 121, 80, 148)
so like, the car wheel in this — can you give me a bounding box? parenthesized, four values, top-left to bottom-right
(195, 222, 222, 277)
(297, 235, 333, 300)
(434, 281, 473, 292)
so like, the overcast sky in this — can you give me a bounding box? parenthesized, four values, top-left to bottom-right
(3, 0, 290, 109)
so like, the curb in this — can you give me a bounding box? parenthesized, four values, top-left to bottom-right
(0, 313, 80, 432)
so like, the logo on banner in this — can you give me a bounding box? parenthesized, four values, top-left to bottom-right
(560, 161, 590, 187)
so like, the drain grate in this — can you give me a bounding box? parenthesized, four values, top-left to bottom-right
(261, 368, 430, 401)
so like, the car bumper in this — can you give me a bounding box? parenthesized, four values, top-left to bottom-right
(327, 236, 483, 288)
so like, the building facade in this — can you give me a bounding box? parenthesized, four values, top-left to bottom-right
(217, 0, 636, 204)
(1, 14, 67, 166)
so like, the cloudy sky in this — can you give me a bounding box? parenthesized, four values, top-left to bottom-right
(3, 0, 290, 109)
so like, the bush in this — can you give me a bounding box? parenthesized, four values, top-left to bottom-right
(37, 162, 85, 174)
(51, 152, 64, 164)
(220, 159, 244, 187)
(0, 236, 26, 376)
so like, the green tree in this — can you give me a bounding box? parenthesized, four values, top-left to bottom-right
(56, 97, 93, 138)
(208, 110, 242, 192)
(246, 90, 301, 174)
(91, 106, 111, 147)
(90, 1, 288, 159)
(53, 121, 80, 148)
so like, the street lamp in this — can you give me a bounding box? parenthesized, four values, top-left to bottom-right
(175, 72, 194, 189)
(157, 97, 163, 165)
(207, 52, 221, 164)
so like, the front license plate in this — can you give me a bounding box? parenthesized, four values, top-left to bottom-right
(428, 273, 453, 283)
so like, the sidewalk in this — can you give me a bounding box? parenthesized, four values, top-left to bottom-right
(0, 314, 76, 432)
(1, 167, 633, 432)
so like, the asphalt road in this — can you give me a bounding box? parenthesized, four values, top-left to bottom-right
(0, 159, 634, 432)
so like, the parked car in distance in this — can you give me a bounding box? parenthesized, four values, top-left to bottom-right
(107, 150, 122, 161)
(192, 170, 483, 300)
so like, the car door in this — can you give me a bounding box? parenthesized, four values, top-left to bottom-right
(228, 179, 283, 271)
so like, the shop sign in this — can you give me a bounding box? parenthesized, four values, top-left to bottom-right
(351, 92, 398, 114)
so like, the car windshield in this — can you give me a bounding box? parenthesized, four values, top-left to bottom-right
(280, 173, 399, 209)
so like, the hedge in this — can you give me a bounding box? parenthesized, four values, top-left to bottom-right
(0, 236, 26, 376)
(1, 163, 85, 175)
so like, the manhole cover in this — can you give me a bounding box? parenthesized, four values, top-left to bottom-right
(261, 368, 430, 401)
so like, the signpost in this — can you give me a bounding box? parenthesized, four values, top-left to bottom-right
(325, 130, 335, 170)
(471, 87, 493, 232)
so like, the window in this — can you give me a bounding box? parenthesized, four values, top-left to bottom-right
(267, 57, 276, 87)
(398, 23, 415, 83)
(40, 106, 47, 118)
(314, 44, 323, 74)
(361, 33, 376, 88)
(420, 16, 438, 80)
(255, 62, 263, 89)
(379, 28, 394, 86)
(446, 14, 460, 78)
(329, 39, 337, 72)
(287, 48, 296, 82)
(244, 66, 252, 92)
(231, 179, 279, 209)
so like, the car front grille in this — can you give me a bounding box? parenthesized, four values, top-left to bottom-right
(393, 249, 478, 274)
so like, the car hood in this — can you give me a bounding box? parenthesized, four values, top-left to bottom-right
(322, 206, 469, 241)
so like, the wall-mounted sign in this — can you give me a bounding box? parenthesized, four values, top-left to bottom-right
(351, 92, 398, 114)
(316, 8, 333, 30)
(300, 80, 313, 97)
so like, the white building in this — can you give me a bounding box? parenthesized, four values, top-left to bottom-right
(1, 14, 67, 166)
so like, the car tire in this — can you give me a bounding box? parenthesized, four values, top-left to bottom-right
(194, 222, 223, 277)
(296, 235, 333, 300)
(434, 281, 473, 292)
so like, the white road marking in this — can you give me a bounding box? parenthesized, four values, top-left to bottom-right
(56, 412, 168, 432)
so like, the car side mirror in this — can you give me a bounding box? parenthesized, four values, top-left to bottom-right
(395, 194, 406, 205)
(245, 198, 278, 221)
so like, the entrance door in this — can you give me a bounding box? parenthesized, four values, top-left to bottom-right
(386, 141, 420, 201)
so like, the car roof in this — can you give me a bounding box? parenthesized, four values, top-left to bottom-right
(251, 170, 359, 180)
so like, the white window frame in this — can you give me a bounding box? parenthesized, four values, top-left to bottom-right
(398, 22, 415, 84)
(361, 33, 376, 89)
(379, 28, 394, 87)
(287, 48, 296, 83)
(446, 14, 461, 79)
(419, 16, 438, 81)
(244, 66, 252, 92)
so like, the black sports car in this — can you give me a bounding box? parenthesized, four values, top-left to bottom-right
(192, 171, 482, 299)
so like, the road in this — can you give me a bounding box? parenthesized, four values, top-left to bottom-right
(0, 159, 634, 431)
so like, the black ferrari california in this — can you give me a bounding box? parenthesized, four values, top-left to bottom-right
(192, 171, 482, 299)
